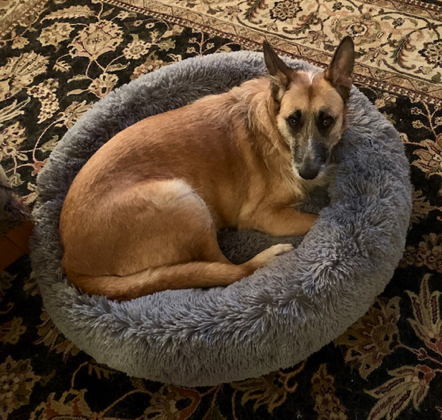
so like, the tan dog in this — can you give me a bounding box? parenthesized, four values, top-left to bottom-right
(60, 37, 355, 301)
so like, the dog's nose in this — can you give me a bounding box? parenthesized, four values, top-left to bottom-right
(298, 164, 320, 180)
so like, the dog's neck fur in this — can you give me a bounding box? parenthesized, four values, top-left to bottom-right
(197, 78, 290, 172)
(228, 77, 283, 146)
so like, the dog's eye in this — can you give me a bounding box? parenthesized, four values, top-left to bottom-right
(287, 112, 301, 129)
(321, 116, 335, 129)
(288, 116, 298, 127)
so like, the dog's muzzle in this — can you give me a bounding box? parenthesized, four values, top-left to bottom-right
(296, 139, 329, 180)
(298, 162, 321, 180)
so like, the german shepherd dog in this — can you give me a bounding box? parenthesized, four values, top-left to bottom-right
(60, 37, 355, 301)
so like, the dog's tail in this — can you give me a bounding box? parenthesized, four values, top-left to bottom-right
(69, 243, 294, 301)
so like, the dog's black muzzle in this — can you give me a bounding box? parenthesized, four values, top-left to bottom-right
(298, 162, 321, 180)
(297, 140, 329, 180)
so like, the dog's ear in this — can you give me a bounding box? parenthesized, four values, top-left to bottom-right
(263, 40, 292, 104)
(324, 36, 354, 102)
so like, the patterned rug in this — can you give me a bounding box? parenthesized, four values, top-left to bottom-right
(1, 0, 441, 419)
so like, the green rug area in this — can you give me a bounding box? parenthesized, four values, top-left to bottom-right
(1, 0, 441, 419)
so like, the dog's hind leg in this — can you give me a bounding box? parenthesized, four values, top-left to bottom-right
(64, 178, 293, 300)
(72, 242, 293, 301)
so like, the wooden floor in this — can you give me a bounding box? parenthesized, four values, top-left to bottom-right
(0, 221, 33, 271)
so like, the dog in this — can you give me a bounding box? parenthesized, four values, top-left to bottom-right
(59, 37, 355, 301)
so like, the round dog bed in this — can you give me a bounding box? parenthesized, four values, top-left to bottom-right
(31, 51, 412, 386)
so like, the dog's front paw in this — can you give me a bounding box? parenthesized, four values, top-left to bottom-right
(249, 243, 294, 270)
(270, 243, 294, 256)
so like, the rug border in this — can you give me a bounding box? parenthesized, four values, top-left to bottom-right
(111, 0, 442, 106)
(0, 0, 48, 38)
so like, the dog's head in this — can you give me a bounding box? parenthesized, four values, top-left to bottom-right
(263, 37, 354, 180)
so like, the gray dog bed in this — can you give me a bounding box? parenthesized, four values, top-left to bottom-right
(31, 51, 412, 386)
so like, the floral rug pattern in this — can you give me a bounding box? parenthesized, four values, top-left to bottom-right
(0, 0, 441, 419)
(122, 0, 442, 105)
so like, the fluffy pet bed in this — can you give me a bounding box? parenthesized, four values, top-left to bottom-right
(31, 51, 412, 387)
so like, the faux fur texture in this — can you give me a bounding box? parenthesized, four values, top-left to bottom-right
(31, 51, 412, 386)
